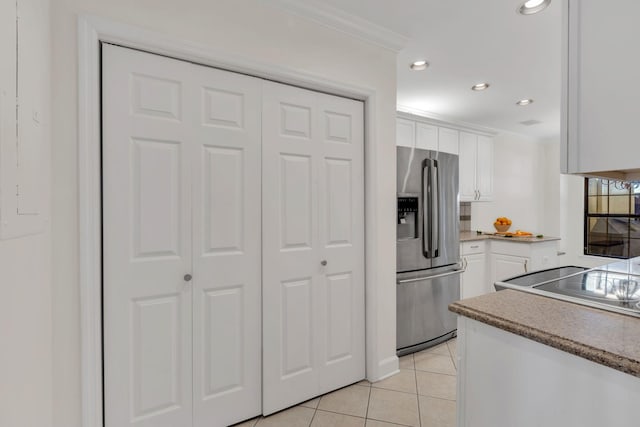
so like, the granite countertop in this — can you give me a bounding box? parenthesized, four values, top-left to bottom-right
(449, 290, 640, 378)
(460, 230, 561, 243)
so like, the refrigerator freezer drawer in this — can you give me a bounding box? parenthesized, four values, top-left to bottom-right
(396, 267, 461, 352)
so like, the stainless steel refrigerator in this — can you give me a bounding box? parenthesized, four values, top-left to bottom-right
(396, 146, 461, 356)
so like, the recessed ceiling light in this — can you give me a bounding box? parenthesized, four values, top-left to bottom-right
(471, 83, 490, 91)
(518, 0, 551, 15)
(410, 60, 429, 71)
(516, 99, 534, 106)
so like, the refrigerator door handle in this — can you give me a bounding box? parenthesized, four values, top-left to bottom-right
(422, 158, 432, 258)
(396, 263, 466, 284)
(431, 159, 439, 258)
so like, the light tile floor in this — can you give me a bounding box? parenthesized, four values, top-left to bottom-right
(233, 338, 457, 427)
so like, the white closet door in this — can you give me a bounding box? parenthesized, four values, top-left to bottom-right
(262, 81, 365, 414)
(189, 64, 262, 427)
(103, 45, 194, 427)
(103, 44, 262, 427)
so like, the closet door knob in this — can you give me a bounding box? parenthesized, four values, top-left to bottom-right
(184, 274, 193, 282)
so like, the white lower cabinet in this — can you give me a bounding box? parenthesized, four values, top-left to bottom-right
(102, 44, 365, 427)
(460, 239, 559, 298)
(490, 240, 558, 285)
(460, 241, 488, 299)
(491, 253, 530, 284)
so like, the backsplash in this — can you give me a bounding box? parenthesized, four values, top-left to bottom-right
(460, 202, 471, 231)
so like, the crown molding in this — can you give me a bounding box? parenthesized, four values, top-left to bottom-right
(397, 105, 500, 136)
(266, 0, 409, 52)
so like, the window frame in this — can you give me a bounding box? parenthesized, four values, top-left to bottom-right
(583, 178, 640, 259)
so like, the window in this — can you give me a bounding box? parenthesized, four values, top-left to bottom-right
(584, 178, 640, 258)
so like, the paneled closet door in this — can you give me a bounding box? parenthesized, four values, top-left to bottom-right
(103, 44, 262, 427)
(189, 63, 262, 427)
(262, 81, 365, 414)
(103, 44, 194, 427)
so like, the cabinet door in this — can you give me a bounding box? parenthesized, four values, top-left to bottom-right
(416, 122, 438, 150)
(492, 254, 530, 285)
(461, 253, 487, 299)
(476, 136, 493, 201)
(396, 117, 415, 148)
(529, 242, 559, 272)
(438, 127, 459, 155)
(563, 0, 640, 175)
(459, 132, 477, 202)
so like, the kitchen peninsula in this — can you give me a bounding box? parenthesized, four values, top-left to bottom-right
(450, 258, 640, 427)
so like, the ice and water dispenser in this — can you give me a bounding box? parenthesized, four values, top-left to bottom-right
(397, 195, 419, 240)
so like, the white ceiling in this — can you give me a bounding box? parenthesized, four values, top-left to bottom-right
(313, 0, 562, 139)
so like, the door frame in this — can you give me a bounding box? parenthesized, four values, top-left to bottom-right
(78, 15, 384, 427)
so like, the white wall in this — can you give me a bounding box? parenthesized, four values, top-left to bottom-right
(0, 237, 53, 427)
(50, 1, 398, 426)
(471, 132, 547, 235)
(0, 0, 53, 426)
(534, 139, 612, 268)
(542, 141, 561, 239)
(472, 134, 613, 269)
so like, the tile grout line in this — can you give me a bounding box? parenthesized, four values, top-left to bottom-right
(308, 405, 317, 427)
(313, 408, 367, 419)
(366, 414, 415, 427)
(364, 379, 372, 423)
(412, 353, 422, 427)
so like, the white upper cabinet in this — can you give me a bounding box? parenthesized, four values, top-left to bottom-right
(476, 135, 493, 201)
(396, 117, 415, 148)
(395, 115, 460, 154)
(416, 122, 438, 150)
(438, 127, 459, 155)
(459, 132, 493, 202)
(459, 132, 478, 201)
(396, 114, 492, 201)
(562, 0, 640, 179)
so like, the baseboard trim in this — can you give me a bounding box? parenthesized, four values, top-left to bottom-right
(370, 356, 399, 382)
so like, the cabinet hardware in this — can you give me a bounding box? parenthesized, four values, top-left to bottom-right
(320, 260, 327, 266)
(397, 268, 465, 284)
(184, 274, 192, 282)
(524, 260, 528, 273)
(397, 261, 466, 284)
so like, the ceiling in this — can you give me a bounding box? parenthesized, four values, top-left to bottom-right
(312, 0, 562, 139)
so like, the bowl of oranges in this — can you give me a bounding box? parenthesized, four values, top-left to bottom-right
(494, 217, 512, 233)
